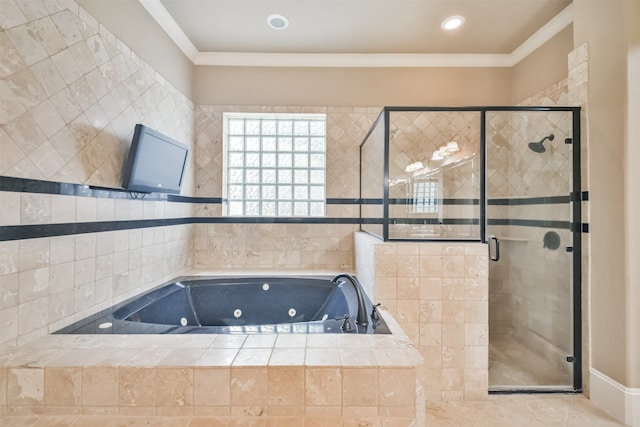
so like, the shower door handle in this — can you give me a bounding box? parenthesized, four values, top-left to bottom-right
(490, 236, 500, 262)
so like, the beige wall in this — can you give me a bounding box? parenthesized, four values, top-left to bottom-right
(511, 26, 573, 104)
(624, 0, 640, 389)
(76, 0, 194, 100)
(573, 0, 635, 389)
(193, 67, 513, 107)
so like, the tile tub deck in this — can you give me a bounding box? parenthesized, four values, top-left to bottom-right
(0, 308, 425, 426)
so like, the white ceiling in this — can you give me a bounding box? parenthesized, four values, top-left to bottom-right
(140, 0, 574, 67)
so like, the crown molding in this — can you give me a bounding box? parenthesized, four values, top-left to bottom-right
(138, 0, 198, 61)
(509, 3, 573, 65)
(139, 0, 573, 68)
(193, 52, 515, 67)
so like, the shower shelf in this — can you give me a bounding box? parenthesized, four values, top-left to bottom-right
(496, 237, 529, 243)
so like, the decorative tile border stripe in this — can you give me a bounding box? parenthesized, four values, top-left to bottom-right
(1, 176, 588, 241)
(1, 216, 589, 241)
(389, 218, 479, 225)
(2, 177, 588, 207)
(341, 198, 480, 205)
(0, 217, 360, 242)
(390, 198, 480, 205)
(0, 177, 358, 205)
(170, 195, 223, 204)
(489, 196, 570, 205)
(0, 218, 191, 241)
(0, 176, 167, 201)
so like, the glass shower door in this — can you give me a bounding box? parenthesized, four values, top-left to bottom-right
(485, 109, 578, 390)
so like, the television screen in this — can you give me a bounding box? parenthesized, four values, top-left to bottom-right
(122, 124, 190, 194)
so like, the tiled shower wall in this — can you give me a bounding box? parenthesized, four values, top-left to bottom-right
(387, 111, 480, 179)
(191, 105, 381, 270)
(485, 79, 575, 377)
(358, 111, 481, 240)
(0, 0, 196, 346)
(388, 111, 481, 240)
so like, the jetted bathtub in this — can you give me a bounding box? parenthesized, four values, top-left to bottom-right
(56, 275, 390, 334)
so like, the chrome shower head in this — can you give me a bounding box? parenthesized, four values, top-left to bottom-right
(528, 134, 554, 153)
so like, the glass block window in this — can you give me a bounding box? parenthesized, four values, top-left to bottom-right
(223, 113, 326, 216)
(412, 179, 438, 214)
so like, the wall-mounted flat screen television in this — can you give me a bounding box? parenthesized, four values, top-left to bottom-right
(122, 124, 190, 194)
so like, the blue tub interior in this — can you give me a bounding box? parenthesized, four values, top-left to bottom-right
(55, 275, 390, 335)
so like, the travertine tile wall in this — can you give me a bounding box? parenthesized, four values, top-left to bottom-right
(191, 105, 380, 271)
(0, 199, 194, 347)
(485, 79, 576, 381)
(362, 111, 480, 239)
(389, 153, 480, 240)
(388, 111, 480, 180)
(194, 105, 379, 200)
(488, 80, 571, 199)
(362, 111, 482, 240)
(355, 232, 489, 401)
(0, 0, 196, 346)
(192, 223, 359, 270)
(0, 0, 195, 190)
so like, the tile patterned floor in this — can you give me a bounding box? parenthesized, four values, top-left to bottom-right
(427, 395, 626, 427)
(1, 395, 626, 426)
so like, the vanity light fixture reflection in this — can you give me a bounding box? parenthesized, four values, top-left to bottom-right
(405, 161, 425, 172)
(431, 141, 459, 161)
(431, 150, 445, 161)
(445, 141, 460, 153)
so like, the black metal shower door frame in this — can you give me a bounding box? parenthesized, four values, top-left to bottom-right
(359, 105, 583, 392)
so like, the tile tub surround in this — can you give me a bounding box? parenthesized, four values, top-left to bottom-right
(193, 105, 381, 201)
(0, 314, 425, 424)
(192, 222, 360, 271)
(191, 105, 381, 271)
(0, 0, 195, 192)
(355, 232, 489, 402)
(0, 0, 196, 348)
(0, 195, 195, 347)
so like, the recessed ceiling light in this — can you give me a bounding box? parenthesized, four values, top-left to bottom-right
(441, 15, 465, 31)
(267, 14, 289, 30)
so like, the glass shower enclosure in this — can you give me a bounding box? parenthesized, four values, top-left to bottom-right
(361, 109, 481, 241)
(359, 107, 582, 392)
